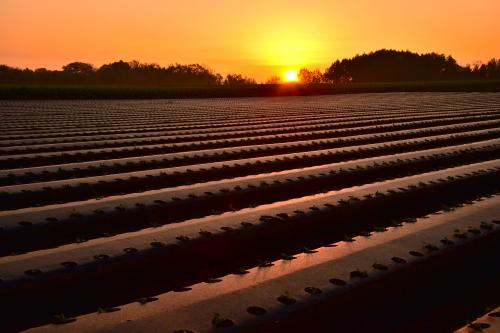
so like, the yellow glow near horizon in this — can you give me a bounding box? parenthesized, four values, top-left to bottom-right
(249, 18, 330, 78)
(284, 69, 299, 82)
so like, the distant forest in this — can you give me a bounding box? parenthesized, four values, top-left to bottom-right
(324, 50, 500, 83)
(1, 49, 499, 86)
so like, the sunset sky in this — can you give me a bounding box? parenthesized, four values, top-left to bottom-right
(1, 0, 499, 81)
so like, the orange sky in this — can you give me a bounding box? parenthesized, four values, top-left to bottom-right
(1, 0, 499, 81)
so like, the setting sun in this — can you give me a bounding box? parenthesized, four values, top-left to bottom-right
(284, 69, 299, 82)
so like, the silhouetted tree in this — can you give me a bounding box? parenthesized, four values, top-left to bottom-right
(265, 75, 282, 84)
(0, 65, 25, 83)
(62, 62, 95, 76)
(298, 68, 326, 84)
(324, 60, 351, 83)
(223, 74, 256, 85)
(95, 60, 133, 84)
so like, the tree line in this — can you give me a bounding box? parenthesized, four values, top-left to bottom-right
(0, 49, 499, 86)
(0, 61, 255, 86)
(322, 49, 500, 83)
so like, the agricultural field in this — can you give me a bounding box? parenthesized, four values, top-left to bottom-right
(1, 80, 499, 100)
(0, 92, 499, 333)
